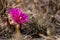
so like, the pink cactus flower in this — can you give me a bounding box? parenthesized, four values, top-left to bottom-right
(8, 8, 28, 24)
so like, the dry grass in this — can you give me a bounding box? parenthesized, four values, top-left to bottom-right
(0, 0, 60, 40)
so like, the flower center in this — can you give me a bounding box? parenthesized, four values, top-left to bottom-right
(18, 16, 22, 20)
(19, 17, 22, 19)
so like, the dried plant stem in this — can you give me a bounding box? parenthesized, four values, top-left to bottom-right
(14, 24, 25, 40)
(15, 24, 20, 33)
(39, 34, 56, 40)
